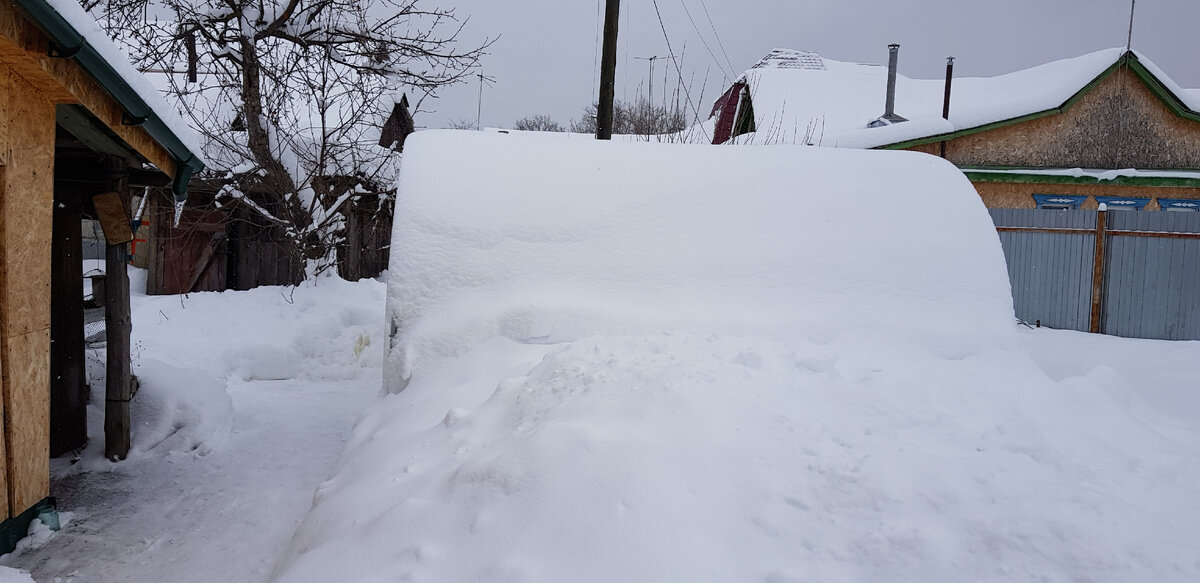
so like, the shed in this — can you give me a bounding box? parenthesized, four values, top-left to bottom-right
(0, 0, 203, 550)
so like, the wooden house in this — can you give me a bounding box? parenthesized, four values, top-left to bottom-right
(709, 47, 1200, 212)
(0, 0, 203, 550)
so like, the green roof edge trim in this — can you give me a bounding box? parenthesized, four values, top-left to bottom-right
(13, 0, 204, 202)
(963, 170, 1200, 188)
(879, 51, 1200, 151)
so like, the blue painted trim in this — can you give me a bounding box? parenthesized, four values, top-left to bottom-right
(1159, 198, 1200, 212)
(1095, 195, 1150, 210)
(1033, 194, 1087, 209)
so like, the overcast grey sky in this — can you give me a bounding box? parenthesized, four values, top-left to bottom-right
(420, 0, 1200, 130)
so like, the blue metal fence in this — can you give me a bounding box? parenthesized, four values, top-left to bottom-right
(989, 208, 1200, 341)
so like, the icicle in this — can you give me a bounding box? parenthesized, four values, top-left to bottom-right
(173, 198, 186, 227)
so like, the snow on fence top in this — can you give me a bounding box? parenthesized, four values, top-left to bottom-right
(384, 130, 1014, 391)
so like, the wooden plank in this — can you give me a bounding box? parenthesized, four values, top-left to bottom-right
(184, 231, 225, 293)
(996, 226, 1095, 236)
(0, 168, 10, 520)
(49, 186, 86, 456)
(1090, 210, 1107, 334)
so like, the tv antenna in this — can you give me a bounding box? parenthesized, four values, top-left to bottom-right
(476, 72, 496, 131)
(634, 55, 668, 108)
(1126, 0, 1136, 51)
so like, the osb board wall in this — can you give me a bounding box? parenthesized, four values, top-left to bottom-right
(0, 232, 8, 521)
(937, 68, 1200, 170)
(0, 63, 53, 518)
(0, 1, 176, 179)
(971, 181, 1200, 210)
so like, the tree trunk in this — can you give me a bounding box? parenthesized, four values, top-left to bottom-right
(239, 37, 296, 202)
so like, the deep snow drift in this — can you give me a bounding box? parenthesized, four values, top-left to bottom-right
(271, 132, 1200, 582)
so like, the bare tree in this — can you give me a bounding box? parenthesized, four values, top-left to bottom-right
(88, 0, 490, 276)
(447, 117, 479, 130)
(513, 114, 564, 132)
(571, 98, 687, 136)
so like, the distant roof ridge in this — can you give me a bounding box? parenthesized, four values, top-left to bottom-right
(752, 49, 825, 71)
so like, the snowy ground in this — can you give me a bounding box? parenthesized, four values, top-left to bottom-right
(0, 273, 385, 583)
(0, 279, 1195, 581)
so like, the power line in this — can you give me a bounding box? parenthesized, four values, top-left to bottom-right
(695, 0, 737, 78)
(650, 0, 709, 142)
(677, 0, 731, 82)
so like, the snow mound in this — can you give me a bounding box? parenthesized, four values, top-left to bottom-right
(384, 130, 1013, 391)
(131, 274, 386, 382)
(276, 132, 1200, 581)
(280, 332, 1200, 582)
(0, 567, 34, 583)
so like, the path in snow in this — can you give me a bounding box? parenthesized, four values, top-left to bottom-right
(1, 375, 377, 582)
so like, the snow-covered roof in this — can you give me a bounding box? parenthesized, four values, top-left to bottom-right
(728, 47, 1199, 149)
(18, 0, 206, 197)
(38, 0, 206, 159)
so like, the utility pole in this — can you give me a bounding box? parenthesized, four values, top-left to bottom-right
(597, 0, 620, 140)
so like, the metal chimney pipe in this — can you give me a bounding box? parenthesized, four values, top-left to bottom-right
(942, 56, 955, 119)
(885, 44, 900, 118)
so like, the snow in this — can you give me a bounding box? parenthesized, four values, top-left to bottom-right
(0, 272, 386, 581)
(0, 567, 33, 583)
(723, 47, 1197, 148)
(382, 130, 1011, 390)
(43, 0, 206, 163)
(264, 131, 1200, 581)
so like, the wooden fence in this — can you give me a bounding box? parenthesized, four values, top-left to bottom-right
(990, 208, 1200, 340)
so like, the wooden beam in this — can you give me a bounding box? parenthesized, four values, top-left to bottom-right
(1090, 210, 1108, 334)
(49, 186, 86, 456)
(103, 162, 131, 460)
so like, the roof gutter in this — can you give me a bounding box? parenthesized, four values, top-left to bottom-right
(13, 0, 205, 202)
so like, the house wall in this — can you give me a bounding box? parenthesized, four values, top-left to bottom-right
(0, 60, 55, 520)
(972, 181, 1200, 210)
(900, 67, 1200, 210)
(936, 68, 1200, 170)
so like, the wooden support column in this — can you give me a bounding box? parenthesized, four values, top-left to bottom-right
(103, 162, 131, 460)
(1089, 208, 1108, 334)
(49, 186, 86, 456)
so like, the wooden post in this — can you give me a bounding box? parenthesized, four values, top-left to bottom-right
(50, 186, 87, 456)
(103, 162, 132, 460)
(596, 0, 620, 140)
(1089, 208, 1108, 334)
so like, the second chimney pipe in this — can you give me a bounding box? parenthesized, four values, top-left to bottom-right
(885, 44, 900, 118)
(942, 57, 955, 119)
